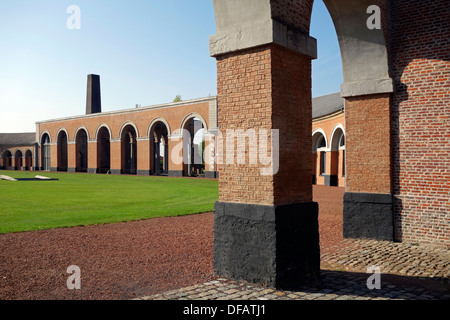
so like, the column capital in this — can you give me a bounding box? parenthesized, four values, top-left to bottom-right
(210, 19, 317, 59)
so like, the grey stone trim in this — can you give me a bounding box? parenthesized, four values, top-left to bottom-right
(88, 168, 97, 174)
(50, 167, 57, 172)
(205, 171, 219, 179)
(110, 169, 121, 175)
(168, 170, 183, 177)
(323, 174, 338, 187)
(136, 170, 150, 176)
(208, 98, 218, 130)
(36, 96, 217, 126)
(68, 168, 76, 173)
(210, 19, 317, 59)
(214, 201, 320, 289)
(343, 192, 393, 241)
(340, 78, 394, 98)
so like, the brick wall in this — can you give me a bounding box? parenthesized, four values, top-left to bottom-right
(37, 99, 213, 175)
(0, 146, 36, 171)
(390, 0, 450, 246)
(312, 113, 345, 187)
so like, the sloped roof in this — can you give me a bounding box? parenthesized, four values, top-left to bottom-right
(0, 133, 36, 146)
(312, 92, 344, 119)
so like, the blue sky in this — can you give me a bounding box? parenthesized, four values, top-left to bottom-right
(0, 0, 342, 133)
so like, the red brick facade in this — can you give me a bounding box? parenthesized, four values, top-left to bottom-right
(34, 97, 216, 177)
(390, 0, 450, 245)
(312, 112, 345, 187)
(1, 0, 448, 248)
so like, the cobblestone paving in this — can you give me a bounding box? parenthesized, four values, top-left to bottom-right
(136, 239, 449, 301)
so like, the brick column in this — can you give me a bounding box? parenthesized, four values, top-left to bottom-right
(67, 142, 76, 172)
(87, 141, 97, 173)
(167, 134, 183, 177)
(343, 93, 393, 240)
(109, 140, 121, 175)
(210, 2, 319, 288)
(49, 143, 57, 172)
(137, 138, 150, 176)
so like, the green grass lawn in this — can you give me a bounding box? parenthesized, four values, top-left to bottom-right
(0, 170, 218, 234)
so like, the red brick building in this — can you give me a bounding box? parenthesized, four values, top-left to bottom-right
(1, 0, 448, 289)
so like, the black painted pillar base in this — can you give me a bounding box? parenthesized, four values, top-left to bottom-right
(205, 171, 219, 179)
(168, 170, 183, 177)
(343, 192, 393, 241)
(213, 201, 320, 290)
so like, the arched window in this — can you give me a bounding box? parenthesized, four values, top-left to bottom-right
(339, 134, 345, 177)
(121, 125, 137, 175)
(57, 130, 68, 172)
(76, 129, 88, 172)
(41, 134, 51, 171)
(14, 150, 23, 170)
(316, 135, 327, 175)
(97, 127, 111, 174)
(149, 121, 169, 176)
(2, 150, 12, 168)
(25, 150, 33, 171)
(312, 130, 328, 184)
(182, 117, 204, 177)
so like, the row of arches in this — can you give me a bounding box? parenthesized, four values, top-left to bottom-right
(1, 149, 34, 171)
(40, 116, 205, 176)
(312, 124, 345, 187)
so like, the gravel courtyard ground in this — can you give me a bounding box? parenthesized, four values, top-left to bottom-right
(1, 185, 447, 300)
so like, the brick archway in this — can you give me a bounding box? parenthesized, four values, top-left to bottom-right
(56, 129, 68, 172)
(210, 0, 394, 288)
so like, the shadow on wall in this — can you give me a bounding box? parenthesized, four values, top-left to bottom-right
(390, 0, 450, 244)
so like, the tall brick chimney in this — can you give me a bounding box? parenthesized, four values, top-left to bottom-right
(86, 74, 101, 114)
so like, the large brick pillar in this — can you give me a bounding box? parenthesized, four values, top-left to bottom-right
(210, 0, 319, 288)
(137, 138, 150, 176)
(321, 0, 395, 241)
(87, 140, 97, 173)
(343, 94, 393, 240)
(167, 134, 183, 177)
(109, 140, 121, 175)
(49, 143, 57, 172)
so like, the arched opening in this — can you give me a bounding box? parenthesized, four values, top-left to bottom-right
(25, 150, 33, 171)
(209, 0, 396, 286)
(57, 130, 68, 172)
(330, 126, 345, 187)
(14, 150, 23, 170)
(312, 131, 327, 185)
(121, 125, 137, 175)
(2, 150, 12, 169)
(182, 117, 205, 177)
(75, 129, 88, 173)
(150, 121, 169, 176)
(41, 133, 51, 171)
(97, 127, 111, 174)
